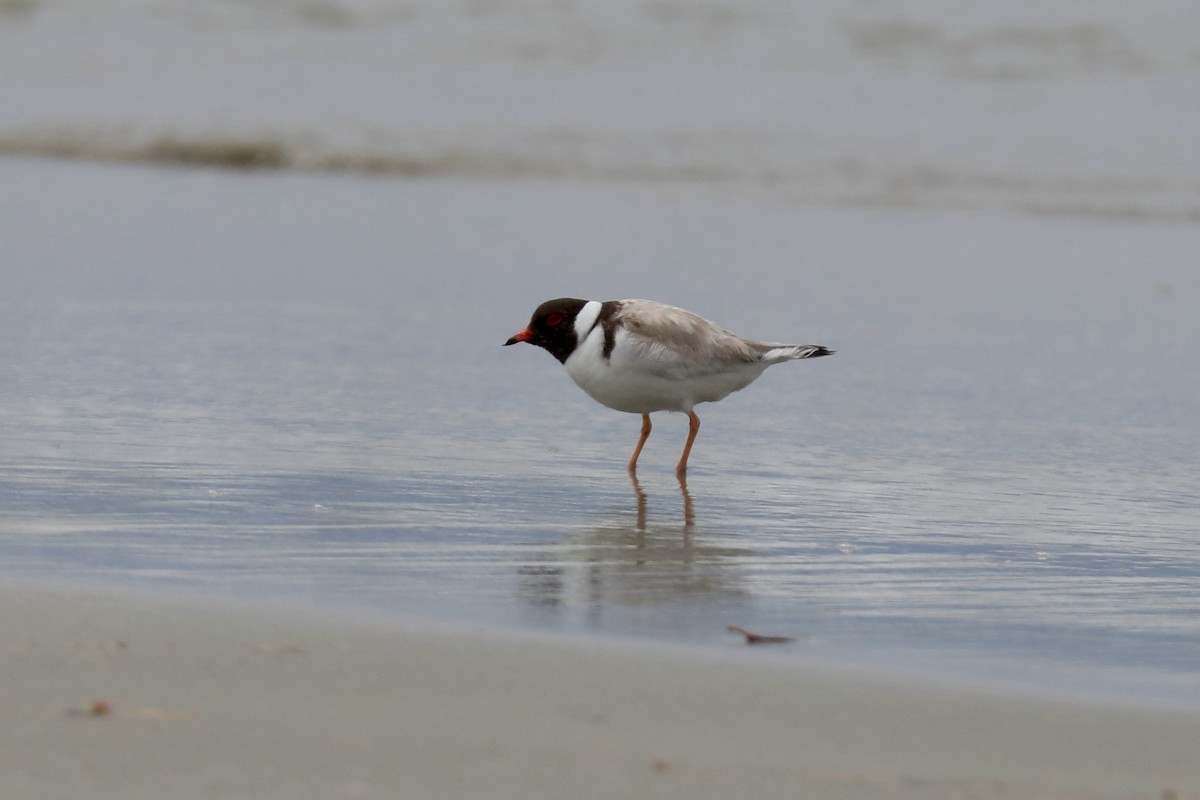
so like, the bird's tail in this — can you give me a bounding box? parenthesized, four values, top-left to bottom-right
(760, 344, 834, 363)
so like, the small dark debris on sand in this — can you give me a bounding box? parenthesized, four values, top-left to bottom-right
(727, 625, 795, 645)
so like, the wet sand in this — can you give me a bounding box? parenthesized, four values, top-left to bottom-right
(3, 581, 1198, 800)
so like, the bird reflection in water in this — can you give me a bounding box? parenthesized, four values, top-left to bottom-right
(516, 471, 746, 623)
(629, 467, 693, 534)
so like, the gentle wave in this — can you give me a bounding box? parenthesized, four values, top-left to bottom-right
(4, 127, 1197, 222)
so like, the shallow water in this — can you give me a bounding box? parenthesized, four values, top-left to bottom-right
(3, 158, 1199, 705)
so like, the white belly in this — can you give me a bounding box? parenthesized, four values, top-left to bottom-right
(563, 328, 767, 413)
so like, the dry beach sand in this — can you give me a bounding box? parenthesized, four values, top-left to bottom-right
(3, 582, 1198, 800)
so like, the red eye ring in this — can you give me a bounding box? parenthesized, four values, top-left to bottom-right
(545, 313, 564, 327)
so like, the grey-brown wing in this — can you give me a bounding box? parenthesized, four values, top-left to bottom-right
(613, 300, 763, 377)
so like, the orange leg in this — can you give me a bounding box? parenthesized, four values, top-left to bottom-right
(675, 411, 701, 477)
(627, 413, 652, 472)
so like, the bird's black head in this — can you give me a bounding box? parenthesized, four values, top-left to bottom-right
(503, 297, 589, 364)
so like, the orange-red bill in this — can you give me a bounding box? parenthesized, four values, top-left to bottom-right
(504, 329, 534, 346)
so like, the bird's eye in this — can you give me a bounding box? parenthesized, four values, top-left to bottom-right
(545, 313, 564, 327)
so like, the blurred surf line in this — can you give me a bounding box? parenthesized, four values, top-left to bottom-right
(4, 131, 1197, 223)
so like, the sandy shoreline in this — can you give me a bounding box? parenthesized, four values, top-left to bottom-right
(1, 581, 1196, 800)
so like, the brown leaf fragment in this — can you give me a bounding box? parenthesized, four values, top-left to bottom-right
(727, 625, 795, 645)
(66, 700, 194, 720)
(66, 700, 111, 718)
